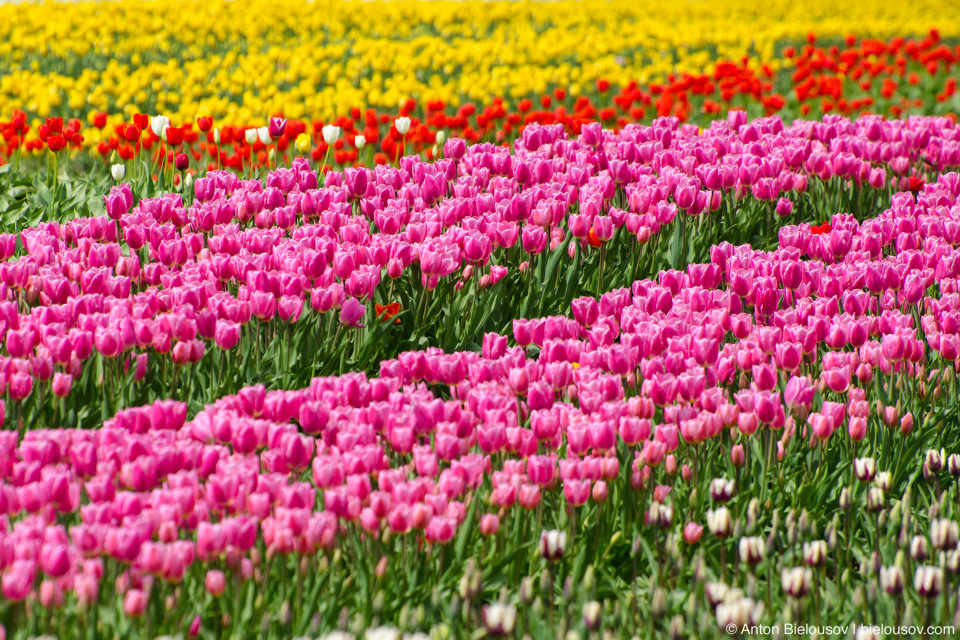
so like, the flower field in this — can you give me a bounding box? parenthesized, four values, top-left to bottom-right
(2, 2, 960, 640)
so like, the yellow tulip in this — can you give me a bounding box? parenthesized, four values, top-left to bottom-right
(0, 0, 954, 127)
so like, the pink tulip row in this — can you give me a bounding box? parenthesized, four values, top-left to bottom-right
(2, 113, 959, 416)
(2, 162, 960, 609)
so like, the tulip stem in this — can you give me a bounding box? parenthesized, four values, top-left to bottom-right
(594, 501, 603, 564)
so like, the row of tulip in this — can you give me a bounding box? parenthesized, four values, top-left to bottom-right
(1, 111, 958, 429)
(5, 0, 958, 135)
(2, 160, 960, 637)
(3, 31, 959, 180)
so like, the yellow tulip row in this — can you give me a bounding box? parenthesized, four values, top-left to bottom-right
(1, 0, 956, 151)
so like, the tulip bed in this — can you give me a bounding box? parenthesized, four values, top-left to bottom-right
(2, 3, 960, 230)
(3, 2, 960, 640)
(1, 108, 960, 640)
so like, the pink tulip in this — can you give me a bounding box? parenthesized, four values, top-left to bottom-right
(480, 514, 500, 537)
(123, 589, 147, 618)
(205, 569, 226, 596)
(683, 522, 704, 544)
(339, 297, 366, 328)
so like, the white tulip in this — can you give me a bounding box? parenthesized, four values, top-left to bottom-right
(245, 128, 259, 145)
(322, 124, 341, 145)
(257, 127, 272, 145)
(394, 117, 411, 136)
(436, 130, 446, 145)
(150, 115, 170, 138)
(111, 164, 125, 181)
(364, 627, 400, 640)
(213, 128, 221, 145)
(354, 134, 366, 150)
(185, 173, 194, 190)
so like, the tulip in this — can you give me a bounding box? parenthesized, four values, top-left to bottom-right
(709, 478, 736, 503)
(150, 115, 169, 138)
(205, 569, 226, 596)
(339, 298, 366, 328)
(51, 372, 73, 398)
(706, 507, 732, 538)
(482, 603, 517, 637)
(803, 540, 827, 566)
(269, 117, 287, 140)
(123, 589, 147, 617)
(394, 117, 411, 136)
(189, 615, 202, 637)
(683, 522, 704, 544)
(111, 164, 125, 181)
(540, 529, 566, 562)
(880, 566, 905, 595)
(739, 537, 765, 565)
(931, 519, 959, 551)
(480, 514, 500, 537)
(781, 567, 813, 598)
(914, 566, 943, 598)
(775, 197, 794, 217)
(854, 457, 876, 482)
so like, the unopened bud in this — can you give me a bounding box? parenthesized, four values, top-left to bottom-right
(652, 587, 668, 617)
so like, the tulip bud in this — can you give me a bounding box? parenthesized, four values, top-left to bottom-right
(799, 509, 811, 535)
(730, 444, 745, 468)
(947, 549, 960, 574)
(111, 164, 125, 181)
(839, 487, 853, 511)
(481, 514, 500, 537)
(803, 540, 828, 567)
(866, 487, 885, 512)
(739, 537, 765, 565)
(707, 507, 733, 538)
(781, 566, 813, 598)
(278, 601, 291, 627)
(354, 134, 366, 150)
(520, 577, 534, 605)
(914, 565, 943, 598)
(669, 615, 685, 640)
(746, 498, 760, 534)
(482, 603, 517, 637)
(540, 530, 566, 562)
(583, 601, 601, 630)
(651, 588, 668, 617)
(880, 566, 905, 595)
(710, 478, 736, 503)
(540, 568, 552, 594)
(911, 535, 930, 562)
(583, 565, 595, 593)
(854, 457, 877, 482)
(931, 519, 959, 551)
